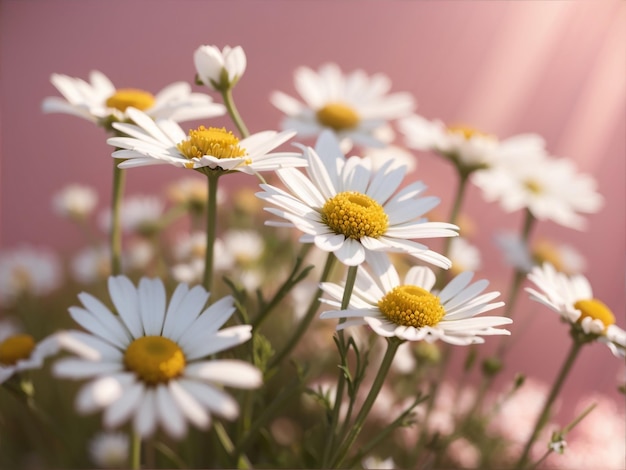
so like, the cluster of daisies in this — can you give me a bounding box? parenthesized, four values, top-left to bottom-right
(0, 43, 623, 469)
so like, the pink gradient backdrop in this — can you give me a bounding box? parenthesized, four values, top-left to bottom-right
(1, 1, 625, 418)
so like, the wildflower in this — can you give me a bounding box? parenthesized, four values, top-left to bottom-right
(257, 132, 457, 267)
(271, 63, 414, 149)
(54, 275, 262, 438)
(194, 45, 246, 91)
(52, 184, 98, 220)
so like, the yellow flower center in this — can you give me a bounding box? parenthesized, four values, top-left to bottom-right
(321, 191, 388, 240)
(378, 285, 446, 327)
(0, 334, 35, 366)
(177, 127, 248, 167)
(316, 102, 360, 131)
(532, 240, 565, 273)
(124, 336, 186, 385)
(105, 88, 155, 112)
(524, 179, 543, 194)
(447, 125, 490, 140)
(574, 299, 615, 331)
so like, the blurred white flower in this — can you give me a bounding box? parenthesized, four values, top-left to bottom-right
(271, 63, 414, 150)
(472, 153, 603, 230)
(363, 144, 418, 173)
(52, 184, 98, 220)
(71, 245, 111, 284)
(98, 195, 164, 236)
(399, 115, 546, 173)
(0, 245, 62, 306)
(362, 455, 396, 469)
(194, 45, 247, 91)
(42, 70, 225, 126)
(88, 432, 129, 468)
(447, 438, 481, 468)
(448, 237, 482, 275)
(222, 230, 265, 266)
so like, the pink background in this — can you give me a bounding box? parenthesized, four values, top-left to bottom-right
(1, 1, 625, 418)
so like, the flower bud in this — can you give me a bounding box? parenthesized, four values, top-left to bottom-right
(194, 45, 246, 91)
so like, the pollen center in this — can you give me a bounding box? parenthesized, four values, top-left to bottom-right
(574, 298, 615, 331)
(316, 102, 360, 131)
(447, 124, 490, 140)
(524, 179, 543, 194)
(0, 334, 35, 366)
(124, 336, 186, 385)
(105, 89, 155, 112)
(378, 285, 446, 328)
(177, 126, 247, 162)
(532, 240, 565, 274)
(321, 191, 388, 240)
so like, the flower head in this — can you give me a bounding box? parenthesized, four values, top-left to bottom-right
(271, 63, 414, 149)
(42, 70, 226, 129)
(399, 114, 546, 174)
(97, 194, 164, 237)
(107, 108, 303, 176)
(257, 132, 457, 267)
(320, 256, 510, 345)
(0, 246, 62, 306)
(194, 45, 246, 91)
(472, 153, 603, 230)
(526, 263, 625, 357)
(88, 432, 129, 468)
(0, 320, 59, 383)
(54, 275, 262, 439)
(52, 184, 98, 221)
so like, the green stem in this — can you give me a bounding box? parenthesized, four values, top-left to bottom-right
(214, 421, 251, 469)
(268, 252, 336, 369)
(110, 162, 126, 275)
(331, 337, 402, 468)
(514, 338, 584, 469)
(202, 172, 220, 294)
(222, 88, 249, 138)
(442, 171, 469, 258)
(131, 433, 141, 470)
(321, 264, 358, 467)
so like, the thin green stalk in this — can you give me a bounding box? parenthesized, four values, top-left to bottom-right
(514, 338, 584, 469)
(331, 337, 402, 468)
(214, 421, 252, 469)
(222, 88, 249, 138)
(442, 171, 469, 259)
(110, 162, 126, 275)
(202, 172, 220, 294)
(321, 264, 358, 467)
(268, 252, 336, 369)
(131, 433, 141, 470)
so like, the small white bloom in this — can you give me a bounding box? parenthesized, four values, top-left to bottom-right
(526, 263, 626, 357)
(549, 438, 567, 454)
(0, 320, 59, 383)
(194, 45, 246, 91)
(399, 114, 546, 172)
(449, 237, 482, 275)
(54, 275, 263, 439)
(52, 184, 98, 220)
(98, 194, 164, 236)
(71, 245, 111, 284)
(107, 108, 303, 175)
(42, 71, 225, 127)
(363, 144, 418, 173)
(472, 153, 603, 230)
(320, 256, 510, 345)
(222, 230, 265, 266)
(271, 63, 414, 149)
(89, 432, 129, 468)
(257, 131, 458, 267)
(0, 245, 62, 306)
(362, 455, 396, 469)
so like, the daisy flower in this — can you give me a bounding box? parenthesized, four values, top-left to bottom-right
(398, 114, 546, 173)
(42, 70, 225, 128)
(472, 153, 603, 230)
(271, 63, 414, 149)
(0, 245, 62, 306)
(52, 184, 98, 221)
(526, 263, 625, 357)
(448, 237, 482, 275)
(257, 131, 458, 267)
(194, 45, 246, 91)
(0, 320, 59, 384)
(320, 257, 511, 345)
(53, 275, 262, 439)
(107, 107, 303, 175)
(97, 194, 164, 237)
